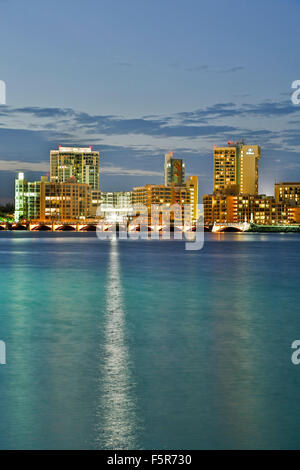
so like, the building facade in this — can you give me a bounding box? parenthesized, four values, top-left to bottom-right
(133, 184, 173, 208)
(98, 191, 134, 222)
(275, 182, 300, 205)
(213, 142, 260, 195)
(164, 152, 185, 186)
(15, 174, 92, 222)
(15, 173, 43, 222)
(203, 193, 300, 226)
(133, 179, 199, 223)
(214, 144, 239, 194)
(40, 180, 91, 221)
(50, 146, 100, 190)
(100, 191, 133, 209)
(186, 176, 199, 223)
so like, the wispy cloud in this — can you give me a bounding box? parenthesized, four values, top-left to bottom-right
(218, 66, 245, 73)
(0, 160, 162, 177)
(185, 65, 209, 72)
(0, 160, 49, 172)
(116, 62, 134, 67)
(102, 165, 162, 176)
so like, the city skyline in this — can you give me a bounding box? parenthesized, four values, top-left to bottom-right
(1, 0, 300, 202)
(11, 140, 300, 229)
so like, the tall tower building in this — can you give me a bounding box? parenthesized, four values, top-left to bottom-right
(14, 172, 42, 222)
(213, 142, 260, 195)
(213, 143, 239, 195)
(239, 145, 260, 195)
(186, 176, 199, 223)
(164, 152, 185, 186)
(50, 146, 100, 190)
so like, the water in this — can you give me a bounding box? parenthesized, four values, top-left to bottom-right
(0, 232, 300, 449)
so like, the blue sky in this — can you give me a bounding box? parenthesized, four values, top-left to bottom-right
(0, 0, 300, 201)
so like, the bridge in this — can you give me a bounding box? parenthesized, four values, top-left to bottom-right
(4, 220, 200, 233)
(26, 220, 101, 231)
(212, 221, 250, 233)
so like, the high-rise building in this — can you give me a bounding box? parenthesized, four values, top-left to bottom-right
(50, 146, 100, 190)
(15, 172, 42, 222)
(240, 145, 260, 195)
(186, 176, 199, 223)
(164, 152, 185, 186)
(213, 142, 260, 195)
(213, 143, 239, 194)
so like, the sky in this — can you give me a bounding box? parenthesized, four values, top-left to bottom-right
(0, 0, 300, 202)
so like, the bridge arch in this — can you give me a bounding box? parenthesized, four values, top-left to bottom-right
(31, 224, 51, 231)
(212, 222, 250, 233)
(55, 225, 76, 231)
(215, 226, 243, 233)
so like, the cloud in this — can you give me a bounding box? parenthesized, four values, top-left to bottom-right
(0, 160, 49, 172)
(2, 100, 300, 141)
(0, 98, 300, 201)
(0, 159, 162, 177)
(219, 66, 245, 73)
(102, 165, 162, 176)
(185, 65, 209, 72)
(177, 100, 300, 123)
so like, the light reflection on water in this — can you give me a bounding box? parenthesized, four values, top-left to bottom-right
(0, 233, 300, 449)
(95, 239, 140, 449)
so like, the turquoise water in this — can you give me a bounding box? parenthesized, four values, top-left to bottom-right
(0, 232, 300, 449)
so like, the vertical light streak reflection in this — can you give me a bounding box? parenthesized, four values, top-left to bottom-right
(95, 239, 140, 449)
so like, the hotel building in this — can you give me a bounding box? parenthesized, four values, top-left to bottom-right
(50, 146, 100, 190)
(213, 141, 260, 195)
(240, 145, 260, 195)
(204, 142, 300, 226)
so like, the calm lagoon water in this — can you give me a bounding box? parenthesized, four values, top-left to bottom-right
(0, 231, 300, 449)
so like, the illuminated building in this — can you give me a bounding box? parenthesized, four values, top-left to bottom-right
(101, 191, 133, 208)
(213, 142, 260, 195)
(91, 190, 102, 217)
(132, 181, 198, 223)
(99, 191, 134, 222)
(214, 143, 239, 195)
(275, 183, 300, 205)
(40, 179, 91, 221)
(133, 185, 172, 208)
(164, 152, 185, 186)
(186, 176, 199, 223)
(15, 174, 92, 222)
(203, 193, 298, 226)
(240, 145, 260, 195)
(50, 146, 100, 190)
(14, 172, 44, 222)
